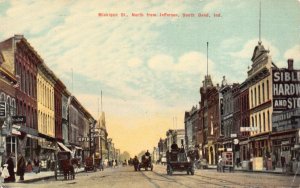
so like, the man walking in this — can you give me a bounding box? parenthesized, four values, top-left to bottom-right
(17, 153, 26, 181)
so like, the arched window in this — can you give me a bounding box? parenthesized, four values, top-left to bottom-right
(0, 93, 5, 102)
(11, 99, 16, 116)
(6, 96, 11, 115)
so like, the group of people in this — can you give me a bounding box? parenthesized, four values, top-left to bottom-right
(107, 159, 119, 168)
(0, 152, 41, 183)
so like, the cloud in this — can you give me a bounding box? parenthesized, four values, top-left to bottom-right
(203, 0, 222, 12)
(284, 45, 300, 65)
(176, 51, 214, 75)
(229, 38, 279, 60)
(147, 52, 215, 75)
(128, 58, 143, 67)
(148, 54, 174, 71)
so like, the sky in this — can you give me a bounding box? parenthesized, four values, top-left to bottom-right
(0, 0, 300, 156)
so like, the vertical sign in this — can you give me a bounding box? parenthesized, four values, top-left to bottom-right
(0, 102, 6, 118)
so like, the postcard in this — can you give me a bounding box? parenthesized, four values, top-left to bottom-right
(0, 0, 299, 187)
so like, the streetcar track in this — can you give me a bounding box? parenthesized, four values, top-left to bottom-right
(168, 172, 234, 188)
(194, 173, 260, 188)
(141, 170, 194, 188)
(140, 170, 165, 188)
(151, 169, 229, 188)
(153, 166, 259, 188)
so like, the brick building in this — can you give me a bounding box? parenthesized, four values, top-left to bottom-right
(0, 35, 40, 160)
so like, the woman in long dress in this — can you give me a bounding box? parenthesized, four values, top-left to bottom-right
(4, 153, 15, 183)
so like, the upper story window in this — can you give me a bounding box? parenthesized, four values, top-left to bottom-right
(0, 93, 5, 102)
(258, 85, 261, 105)
(262, 83, 265, 103)
(267, 80, 269, 100)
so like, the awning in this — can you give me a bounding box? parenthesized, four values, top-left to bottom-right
(41, 145, 57, 150)
(38, 133, 56, 142)
(12, 129, 21, 135)
(239, 140, 250, 145)
(57, 142, 71, 153)
(27, 134, 39, 139)
(75, 146, 83, 150)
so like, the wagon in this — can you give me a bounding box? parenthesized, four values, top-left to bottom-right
(85, 156, 97, 172)
(94, 158, 104, 171)
(166, 149, 194, 175)
(54, 151, 75, 180)
(138, 155, 153, 171)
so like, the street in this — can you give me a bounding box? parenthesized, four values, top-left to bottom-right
(4, 165, 300, 188)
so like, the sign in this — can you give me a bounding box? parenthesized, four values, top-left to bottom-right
(281, 140, 290, 145)
(272, 108, 300, 132)
(12, 116, 26, 123)
(233, 139, 239, 145)
(240, 127, 258, 132)
(78, 137, 94, 142)
(230, 134, 237, 138)
(12, 128, 21, 135)
(273, 69, 300, 111)
(12, 125, 21, 129)
(226, 148, 232, 152)
(0, 102, 6, 118)
(222, 151, 233, 167)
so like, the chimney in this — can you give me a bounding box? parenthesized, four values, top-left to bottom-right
(287, 59, 294, 70)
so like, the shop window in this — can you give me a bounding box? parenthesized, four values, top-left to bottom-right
(6, 136, 17, 155)
(0, 93, 5, 102)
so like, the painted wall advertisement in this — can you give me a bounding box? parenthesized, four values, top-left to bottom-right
(273, 69, 300, 111)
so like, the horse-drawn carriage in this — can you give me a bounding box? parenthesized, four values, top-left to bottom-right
(85, 156, 97, 172)
(138, 155, 153, 171)
(54, 151, 75, 180)
(94, 158, 104, 171)
(166, 148, 194, 175)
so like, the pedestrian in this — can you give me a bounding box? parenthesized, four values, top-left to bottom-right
(218, 155, 223, 172)
(17, 153, 26, 181)
(271, 152, 276, 170)
(33, 157, 40, 174)
(26, 160, 33, 172)
(281, 154, 286, 172)
(4, 152, 15, 183)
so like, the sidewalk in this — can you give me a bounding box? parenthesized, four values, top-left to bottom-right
(18, 167, 85, 183)
(207, 165, 298, 175)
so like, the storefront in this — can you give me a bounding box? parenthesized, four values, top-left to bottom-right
(271, 130, 297, 167)
(38, 133, 57, 171)
(239, 139, 250, 161)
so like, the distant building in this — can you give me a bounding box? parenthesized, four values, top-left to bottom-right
(184, 106, 199, 151)
(199, 75, 220, 165)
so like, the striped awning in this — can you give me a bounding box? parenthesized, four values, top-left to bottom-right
(57, 142, 71, 153)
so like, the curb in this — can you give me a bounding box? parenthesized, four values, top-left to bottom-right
(21, 169, 86, 183)
(22, 175, 54, 183)
(206, 167, 299, 176)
